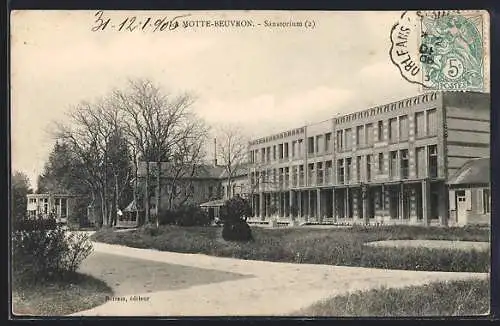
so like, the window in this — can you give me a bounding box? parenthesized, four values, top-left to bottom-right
(389, 118, 398, 142)
(298, 139, 303, 156)
(273, 146, 277, 160)
(345, 129, 352, 149)
(325, 133, 332, 152)
(356, 156, 362, 182)
(278, 144, 284, 159)
(336, 130, 344, 151)
(60, 198, 67, 217)
(427, 108, 438, 136)
(356, 126, 364, 146)
(284, 143, 289, 158)
(308, 137, 314, 154)
(378, 153, 384, 174)
(299, 165, 305, 186)
(366, 155, 372, 181)
(346, 158, 352, 182)
(377, 121, 384, 141)
(483, 189, 491, 213)
(338, 159, 345, 184)
(416, 147, 426, 178)
(415, 111, 425, 138)
(389, 151, 398, 178)
(366, 123, 374, 145)
(400, 149, 409, 179)
(317, 162, 323, 185)
(399, 115, 408, 141)
(292, 141, 297, 157)
(261, 148, 265, 162)
(428, 145, 438, 178)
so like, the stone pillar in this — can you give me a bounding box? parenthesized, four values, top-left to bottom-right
(352, 189, 359, 220)
(298, 191, 302, 220)
(346, 188, 350, 219)
(307, 190, 311, 221)
(317, 188, 322, 223)
(332, 188, 337, 223)
(289, 190, 294, 220)
(362, 186, 368, 225)
(259, 193, 265, 220)
(399, 183, 404, 221)
(422, 180, 430, 226)
(410, 186, 417, 222)
(384, 185, 391, 220)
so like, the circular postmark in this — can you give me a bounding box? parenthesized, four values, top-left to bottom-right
(389, 10, 485, 92)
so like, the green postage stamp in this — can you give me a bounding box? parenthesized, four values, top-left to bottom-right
(390, 10, 489, 92)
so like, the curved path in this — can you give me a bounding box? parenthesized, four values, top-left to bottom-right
(72, 240, 488, 316)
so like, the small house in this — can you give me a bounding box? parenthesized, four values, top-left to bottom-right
(447, 158, 490, 226)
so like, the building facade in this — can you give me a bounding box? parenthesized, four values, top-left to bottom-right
(247, 91, 490, 226)
(447, 158, 490, 226)
(26, 193, 75, 224)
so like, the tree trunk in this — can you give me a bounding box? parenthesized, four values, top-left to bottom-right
(156, 161, 161, 228)
(134, 160, 139, 224)
(113, 172, 119, 226)
(145, 161, 150, 224)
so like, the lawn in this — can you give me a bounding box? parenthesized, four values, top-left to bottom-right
(91, 225, 490, 272)
(12, 272, 113, 316)
(292, 278, 490, 317)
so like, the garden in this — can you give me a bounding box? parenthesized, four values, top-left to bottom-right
(11, 218, 112, 316)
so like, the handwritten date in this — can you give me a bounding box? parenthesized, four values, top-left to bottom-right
(91, 10, 189, 32)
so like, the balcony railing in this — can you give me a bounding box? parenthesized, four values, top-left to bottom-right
(317, 173, 324, 185)
(401, 167, 409, 180)
(338, 175, 345, 185)
(429, 166, 438, 178)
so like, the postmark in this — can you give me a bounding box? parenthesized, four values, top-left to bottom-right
(390, 10, 489, 92)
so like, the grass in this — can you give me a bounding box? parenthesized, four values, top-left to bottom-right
(12, 271, 113, 316)
(292, 278, 490, 317)
(91, 224, 490, 272)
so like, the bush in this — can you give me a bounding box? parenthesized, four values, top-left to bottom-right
(222, 219, 253, 242)
(220, 197, 253, 242)
(158, 205, 211, 227)
(12, 223, 93, 282)
(14, 218, 57, 231)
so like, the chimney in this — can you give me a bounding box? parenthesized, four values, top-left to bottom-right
(213, 138, 217, 167)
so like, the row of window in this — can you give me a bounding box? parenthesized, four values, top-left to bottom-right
(251, 145, 439, 188)
(336, 108, 438, 151)
(249, 108, 439, 163)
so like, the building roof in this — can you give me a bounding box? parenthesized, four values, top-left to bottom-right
(218, 163, 249, 179)
(199, 199, 226, 208)
(123, 200, 143, 212)
(447, 158, 490, 185)
(138, 161, 225, 179)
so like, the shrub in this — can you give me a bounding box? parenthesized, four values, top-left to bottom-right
(12, 224, 93, 283)
(220, 196, 253, 242)
(158, 205, 211, 227)
(13, 218, 57, 231)
(222, 219, 253, 242)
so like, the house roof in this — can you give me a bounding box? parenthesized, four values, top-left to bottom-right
(138, 161, 249, 180)
(123, 200, 143, 212)
(447, 158, 490, 185)
(218, 163, 250, 179)
(199, 199, 226, 207)
(138, 161, 225, 179)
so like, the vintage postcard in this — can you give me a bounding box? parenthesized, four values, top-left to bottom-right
(10, 10, 491, 317)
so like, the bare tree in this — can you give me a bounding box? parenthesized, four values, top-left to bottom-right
(216, 125, 249, 199)
(53, 98, 131, 227)
(113, 78, 208, 225)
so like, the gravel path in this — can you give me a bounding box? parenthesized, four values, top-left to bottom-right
(70, 241, 488, 316)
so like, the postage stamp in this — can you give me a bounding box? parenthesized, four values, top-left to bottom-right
(390, 10, 490, 92)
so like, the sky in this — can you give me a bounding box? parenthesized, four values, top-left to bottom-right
(11, 10, 421, 188)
